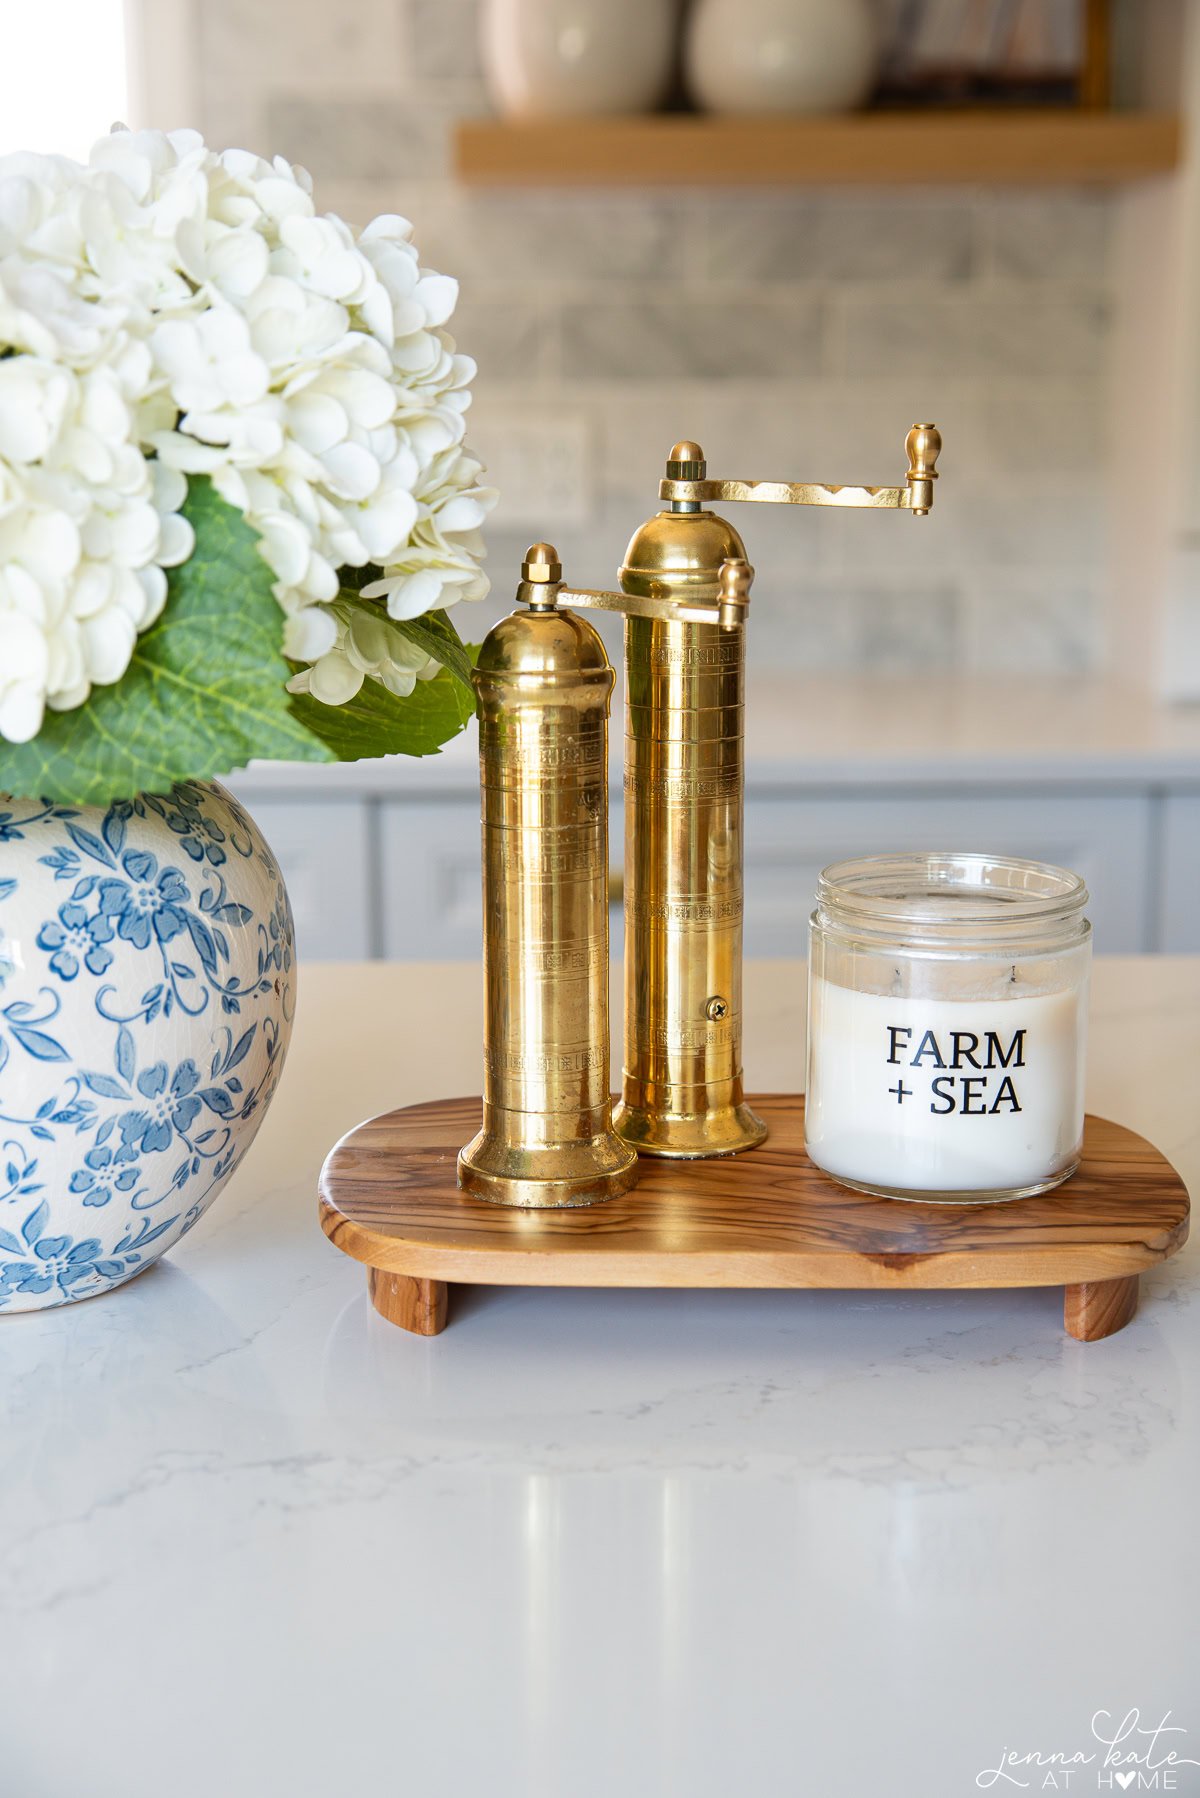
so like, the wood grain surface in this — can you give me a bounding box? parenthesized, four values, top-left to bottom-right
(320, 1096, 1189, 1308)
(453, 114, 1181, 188)
(367, 1269, 447, 1335)
(1063, 1274, 1140, 1342)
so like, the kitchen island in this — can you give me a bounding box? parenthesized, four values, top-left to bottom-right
(3, 959, 1198, 1798)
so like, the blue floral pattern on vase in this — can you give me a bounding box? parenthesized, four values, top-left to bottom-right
(0, 782, 295, 1311)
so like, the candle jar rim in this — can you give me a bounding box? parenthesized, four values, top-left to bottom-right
(815, 852, 1089, 948)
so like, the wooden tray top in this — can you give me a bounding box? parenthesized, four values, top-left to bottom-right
(318, 1095, 1190, 1341)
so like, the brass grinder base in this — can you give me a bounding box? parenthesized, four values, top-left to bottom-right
(458, 1125, 639, 1209)
(613, 1099, 768, 1159)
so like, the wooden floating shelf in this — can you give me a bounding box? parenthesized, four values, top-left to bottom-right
(319, 1094, 1190, 1342)
(454, 110, 1181, 187)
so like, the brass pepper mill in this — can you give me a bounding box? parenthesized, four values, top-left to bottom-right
(613, 477, 762, 1157)
(606, 425, 942, 1158)
(458, 544, 639, 1207)
(460, 426, 941, 1195)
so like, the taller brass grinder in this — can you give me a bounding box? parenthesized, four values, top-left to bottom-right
(460, 426, 942, 1206)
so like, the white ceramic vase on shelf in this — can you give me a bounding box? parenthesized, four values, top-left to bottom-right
(481, 0, 677, 118)
(686, 0, 878, 115)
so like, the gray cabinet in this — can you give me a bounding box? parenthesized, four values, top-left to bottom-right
(1161, 794, 1200, 950)
(743, 792, 1152, 955)
(234, 777, 1199, 961)
(379, 801, 483, 961)
(237, 796, 372, 961)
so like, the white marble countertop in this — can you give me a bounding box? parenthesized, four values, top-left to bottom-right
(4, 958, 1199, 1798)
(228, 676, 1200, 795)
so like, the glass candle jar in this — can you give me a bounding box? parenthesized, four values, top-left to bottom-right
(805, 853, 1091, 1204)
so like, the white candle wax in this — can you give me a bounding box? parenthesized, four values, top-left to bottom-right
(805, 971, 1088, 1195)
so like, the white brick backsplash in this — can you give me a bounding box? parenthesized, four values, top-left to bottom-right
(747, 579, 961, 674)
(265, 96, 447, 182)
(198, 0, 403, 98)
(745, 581, 856, 673)
(965, 388, 1107, 478)
(404, 0, 485, 83)
(986, 194, 1112, 281)
(468, 400, 595, 527)
(962, 578, 1104, 674)
(561, 294, 826, 380)
(175, 0, 1119, 680)
(1160, 544, 1200, 700)
(831, 486, 1106, 579)
(701, 194, 975, 283)
(723, 496, 840, 587)
(402, 188, 690, 283)
(592, 389, 813, 499)
(454, 292, 558, 380)
(484, 503, 649, 605)
(841, 293, 1110, 378)
(852, 584, 961, 673)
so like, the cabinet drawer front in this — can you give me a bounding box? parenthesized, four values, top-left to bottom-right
(1160, 794, 1200, 951)
(250, 787, 1155, 962)
(380, 801, 482, 960)
(743, 794, 1150, 955)
(230, 796, 372, 961)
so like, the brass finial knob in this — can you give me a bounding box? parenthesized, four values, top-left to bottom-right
(519, 542, 564, 611)
(905, 423, 941, 516)
(522, 542, 563, 583)
(906, 424, 941, 478)
(716, 556, 753, 630)
(666, 440, 707, 482)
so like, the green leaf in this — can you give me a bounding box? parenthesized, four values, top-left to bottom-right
(0, 477, 334, 806)
(386, 608, 476, 694)
(338, 562, 385, 594)
(289, 657, 478, 761)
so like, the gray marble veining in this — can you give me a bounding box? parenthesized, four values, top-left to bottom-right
(2, 960, 1197, 1797)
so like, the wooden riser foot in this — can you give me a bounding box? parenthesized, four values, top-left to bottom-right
(1064, 1274, 1139, 1340)
(368, 1269, 448, 1335)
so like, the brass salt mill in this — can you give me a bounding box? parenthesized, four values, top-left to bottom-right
(458, 544, 639, 1208)
(460, 425, 941, 1204)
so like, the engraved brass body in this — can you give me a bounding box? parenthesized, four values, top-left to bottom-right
(459, 427, 941, 1198)
(612, 509, 765, 1156)
(458, 565, 639, 1207)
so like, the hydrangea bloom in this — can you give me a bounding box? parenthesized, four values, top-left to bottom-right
(0, 128, 495, 744)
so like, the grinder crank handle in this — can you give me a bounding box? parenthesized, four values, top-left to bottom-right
(658, 424, 942, 519)
(553, 556, 753, 632)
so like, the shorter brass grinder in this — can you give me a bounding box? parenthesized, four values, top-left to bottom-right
(458, 545, 638, 1207)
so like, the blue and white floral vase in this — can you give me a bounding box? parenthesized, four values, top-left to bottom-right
(0, 781, 294, 1312)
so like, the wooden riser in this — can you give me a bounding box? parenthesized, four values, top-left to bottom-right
(318, 1096, 1189, 1341)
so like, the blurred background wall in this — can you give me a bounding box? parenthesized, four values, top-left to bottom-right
(6, 0, 1195, 957)
(177, 0, 1115, 681)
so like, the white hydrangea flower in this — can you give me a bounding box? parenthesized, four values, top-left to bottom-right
(287, 609, 439, 707)
(0, 351, 193, 741)
(0, 126, 494, 744)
